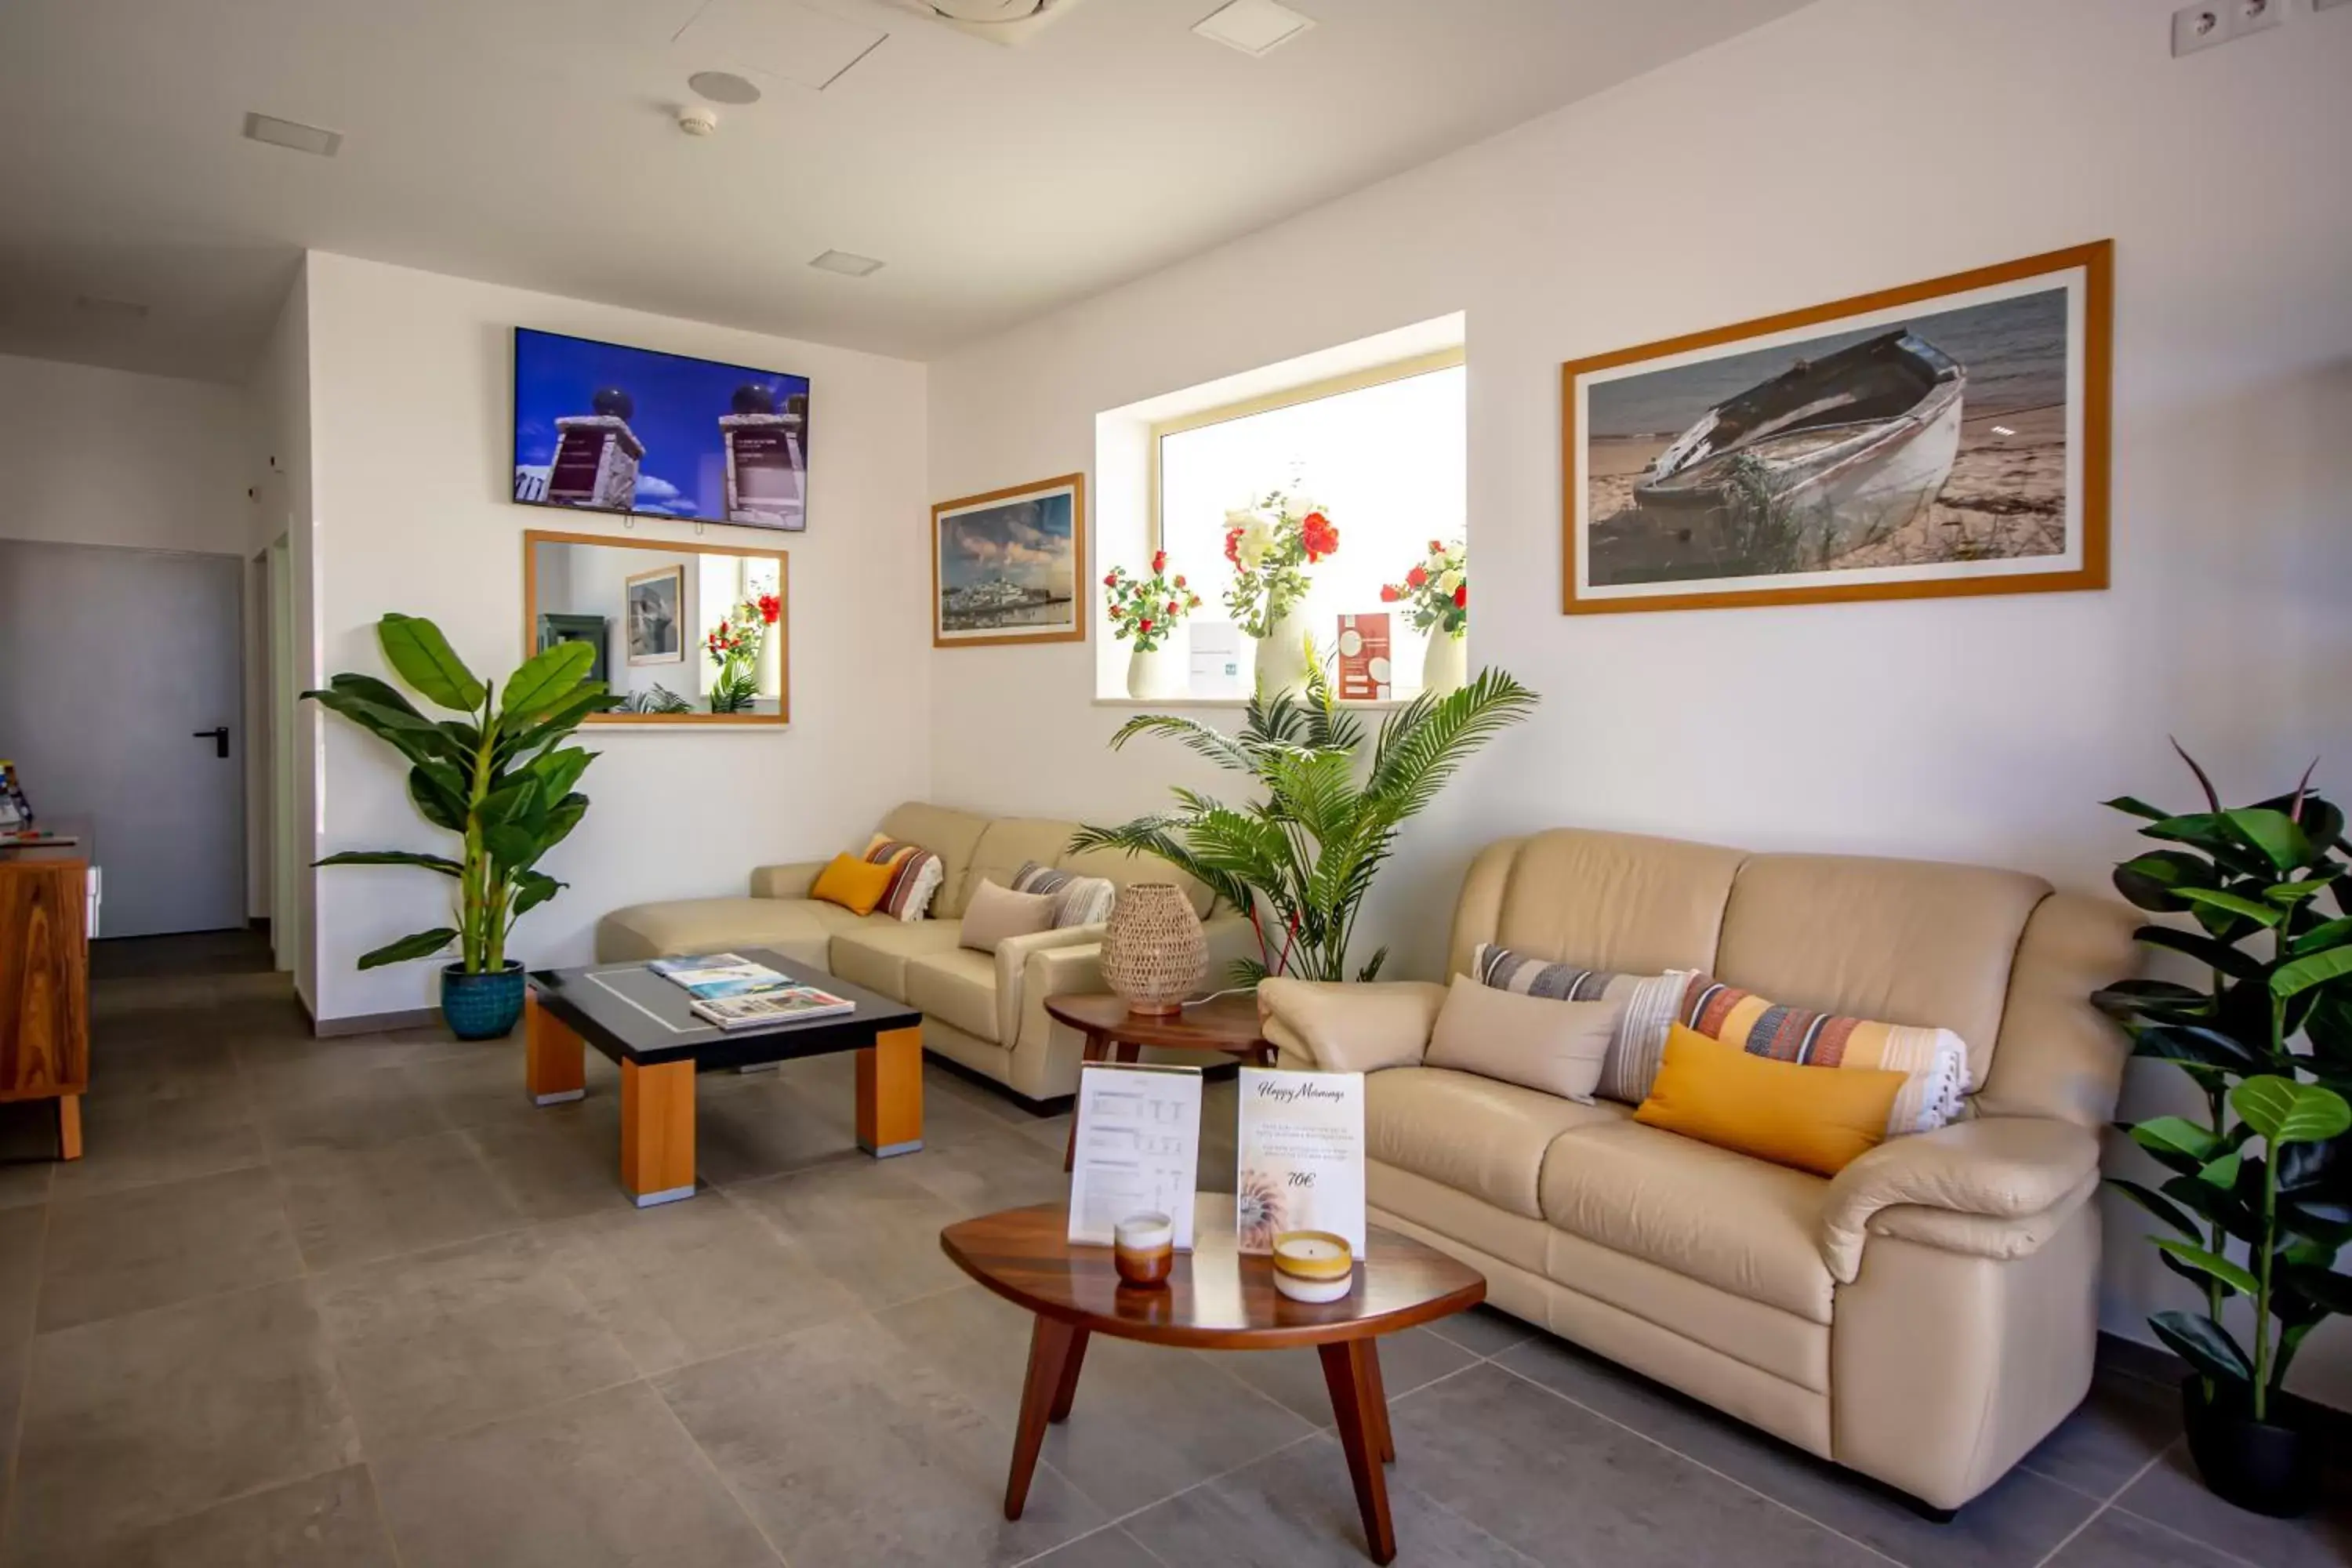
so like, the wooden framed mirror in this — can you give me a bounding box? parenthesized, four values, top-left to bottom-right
(524, 529, 788, 725)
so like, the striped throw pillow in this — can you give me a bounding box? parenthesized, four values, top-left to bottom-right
(862, 835, 943, 923)
(1471, 945, 1692, 1105)
(1676, 975, 1967, 1136)
(1011, 861, 1116, 928)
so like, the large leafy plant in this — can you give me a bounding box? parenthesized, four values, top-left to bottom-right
(2096, 750, 2352, 1422)
(304, 613, 613, 973)
(1072, 662, 1536, 984)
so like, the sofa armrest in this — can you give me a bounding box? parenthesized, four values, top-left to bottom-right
(749, 860, 830, 899)
(1256, 978, 1447, 1073)
(1819, 1117, 2101, 1283)
(994, 924, 1108, 1043)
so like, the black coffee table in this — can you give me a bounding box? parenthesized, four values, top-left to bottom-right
(524, 949, 924, 1207)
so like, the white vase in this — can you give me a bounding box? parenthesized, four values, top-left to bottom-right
(1254, 608, 1314, 699)
(1126, 640, 1188, 702)
(1421, 631, 1467, 695)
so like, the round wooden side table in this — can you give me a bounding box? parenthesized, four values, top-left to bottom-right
(1043, 990, 1275, 1171)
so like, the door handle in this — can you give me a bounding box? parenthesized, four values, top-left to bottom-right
(192, 726, 230, 759)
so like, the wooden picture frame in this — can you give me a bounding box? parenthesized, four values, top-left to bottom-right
(623, 564, 684, 665)
(1561, 240, 2111, 615)
(522, 528, 789, 727)
(931, 473, 1087, 648)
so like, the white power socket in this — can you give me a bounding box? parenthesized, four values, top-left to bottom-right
(2172, 0, 2283, 56)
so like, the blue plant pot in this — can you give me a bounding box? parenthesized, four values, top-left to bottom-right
(441, 961, 526, 1040)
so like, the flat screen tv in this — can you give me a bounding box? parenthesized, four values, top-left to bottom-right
(512, 327, 811, 531)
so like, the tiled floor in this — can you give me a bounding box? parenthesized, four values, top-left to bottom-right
(0, 932, 2345, 1567)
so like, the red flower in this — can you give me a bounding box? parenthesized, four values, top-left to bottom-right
(1137, 617, 1153, 634)
(757, 593, 781, 624)
(1166, 600, 1180, 615)
(1222, 526, 1243, 566)
(1379, 583, 1400, 603)
(1103, 572, 1117, 587)
(1172, 574, 1186, 589)
(1428, 539, 1443, 554)
(1454, 583, 1468, 608)
(1405, 564, 1428, 589)
(1299, 511, 1338, 562)
(1151, 550, 1167, 575)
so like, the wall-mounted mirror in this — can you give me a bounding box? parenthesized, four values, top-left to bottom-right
(524, 529, 787, 724)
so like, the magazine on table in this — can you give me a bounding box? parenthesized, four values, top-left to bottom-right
(648, 953, 793, 1000)
(690, 985, 856, 1030)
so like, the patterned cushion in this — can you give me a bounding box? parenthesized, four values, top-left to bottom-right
(1472, 944, 1691, 1105)
(1676, 974, 1966, 1136)
(1011, 860, 1116, 928)
(863, 835, 944, 924)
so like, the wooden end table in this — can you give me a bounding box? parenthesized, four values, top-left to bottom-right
(939, 1194, 1486, 1565)
(1043, 991, 1273, 1171)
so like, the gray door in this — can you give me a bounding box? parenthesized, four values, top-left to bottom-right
(0, 540, 245, 937)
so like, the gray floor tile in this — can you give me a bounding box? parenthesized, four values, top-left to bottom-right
(540, 1188, 862, 1374)
(396, 1041, 553, 1138)
(46, 1090, 266, 1202)
(1425, 1303, 1537, 1358)
(895, 1127, 1070, 1214)
(249, 1054, 453, 1155)
(276, 1129, 524, 1271)
(37, 1166, 301, 1332)
(1385, 1364, 1884, 1567)
(1121, 1433, 1537, 1567)
(1018, 1526, 1167, 1567)
(38, 1465, 397, 1568)
(5, 1279, 360, 1563)
(311, 1229, 639, 1452)
(1494, 1334, 2101, 1566)
(873, 1283, 1316, 1518)
(459, 1105, 641, 1221)
(0, 1336, 25, 1532)
(0, 1203, 43, 1345)
(1213, 1326, 1481, 1430)
(691, 1077, 867, 1185)
(0, 1154, 53, 1209)
(2017, 1366, 2182, 1499)
(2112, 1439, 2352, 1568)
(655, 1314, 1105, 1566)
(727, 1158, 975, 1309)
(87, 1035, 245, 1105)
(2044, 1505, 2251, 1568)
(370, 1381, 778, 1568)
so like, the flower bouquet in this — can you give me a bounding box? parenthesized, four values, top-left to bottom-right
(1103, 551, 1202, 653)
(705, 592, 779, 713)
(1381, 540, 1468, 694)
(1221, 493, 1339, 639)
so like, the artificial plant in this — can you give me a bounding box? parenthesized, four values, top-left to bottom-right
(1103, 550, 1202, 652)
(304, 613, 612, 972)
(1071, 662, 1535, 984)
(2096, 748, 2352, 1421)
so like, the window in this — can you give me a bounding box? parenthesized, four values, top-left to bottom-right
(1152, 349, 1466, 698)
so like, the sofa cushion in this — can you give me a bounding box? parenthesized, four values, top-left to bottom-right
(830, 920, 967, 1002)
(595, 898, 833, 969)
(1538, 1118, 1834, 1323)
(1486, 828, 1747, 978)
(905, 948, 1004, 1046)
(1367, 1066, 1629, 1221)
(1056, 844, 1215, 918)
(877, 803, 991, 919)
(960, 818, 1079, 916)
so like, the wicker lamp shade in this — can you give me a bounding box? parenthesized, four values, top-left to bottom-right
(1101, 882, 1207, 1017)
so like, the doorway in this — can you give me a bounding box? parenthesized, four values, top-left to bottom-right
(0, 539, 246, 937)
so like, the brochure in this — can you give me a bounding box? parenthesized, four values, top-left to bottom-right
(1235, 1067, 1367, 1255)
(648, 953, 791, 1001)
(690, 985, 856, 1030)
(1067, 1062, 1204, 1250)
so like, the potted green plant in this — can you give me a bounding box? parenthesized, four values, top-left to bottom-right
(2096, 749, 2352, 1516)
(1072, 661, 1536, 983)
(304, 613, 614, 1040)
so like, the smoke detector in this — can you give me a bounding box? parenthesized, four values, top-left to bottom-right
(910, 0, 1092, 45)
(677, 103, 719, 136)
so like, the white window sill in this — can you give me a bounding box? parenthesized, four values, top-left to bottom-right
(1089, 695, 1418, 710)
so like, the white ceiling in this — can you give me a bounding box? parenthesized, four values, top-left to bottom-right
(0, 0, 1809, 383)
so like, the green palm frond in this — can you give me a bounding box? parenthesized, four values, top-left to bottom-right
(1367, 669, 1540, 822)
(1109, 713, 1258, 773)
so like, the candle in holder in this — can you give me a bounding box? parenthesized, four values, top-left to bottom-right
(1112, 1212, 1175, 1288)
(1271, 1230, 1356, 1303)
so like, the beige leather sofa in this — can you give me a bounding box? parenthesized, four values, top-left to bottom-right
(1259, 828, 2136, 1513)
(597, 802, 1255, 1104)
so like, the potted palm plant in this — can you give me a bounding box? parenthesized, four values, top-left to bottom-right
(304, 613, 614, 1040)
(2096, 749, 2352, 1516)
(1072, 661, 1536, 983)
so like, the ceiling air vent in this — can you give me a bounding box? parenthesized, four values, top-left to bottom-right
(913, 0, 1091, 45)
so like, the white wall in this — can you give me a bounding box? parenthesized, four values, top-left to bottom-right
(926, 0, 2352, 1399)
(303, 252, 930, 1022)
(246, 267, 315, 993)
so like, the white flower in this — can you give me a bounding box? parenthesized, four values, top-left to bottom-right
(1235, 517, 1276, 572)
(1436, 568, 1463, 596)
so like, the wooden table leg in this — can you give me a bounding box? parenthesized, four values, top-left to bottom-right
(857, 1024, 924, 1157)
(524, 992, 586, 1105)
(1005, 1317, 1080, 1519)
(1048, 1327, 1090, 1424)
(1319, 1339, 1398, 1564)
(1063, 1029, 1110, 1171)
(1362, 1335, 1394, 1463)
(56, 1094, 82, 1161)
(619, 1058, 695, 1207)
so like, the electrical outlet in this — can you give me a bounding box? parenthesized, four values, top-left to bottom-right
(2172, 1, 2230, 55)
(2234, 0, 2281, 35)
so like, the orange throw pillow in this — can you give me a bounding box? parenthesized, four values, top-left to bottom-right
(1633, 1024, 1907, 1178)
(809, 852, 897, 917)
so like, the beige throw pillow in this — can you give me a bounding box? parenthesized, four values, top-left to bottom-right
(1425, 975, 1622, 1104)
(958, 879, 1058, 953)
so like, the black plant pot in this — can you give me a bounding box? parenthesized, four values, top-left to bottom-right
(2180, 1376, 2322, 1518)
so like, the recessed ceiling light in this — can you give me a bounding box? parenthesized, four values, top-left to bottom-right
(688, 71, 763, 105)
(1192, 0, 1314, 56)
(241, 111, 343, 158)
(72, 295, 149, 321)
(809, 249, 885, 278)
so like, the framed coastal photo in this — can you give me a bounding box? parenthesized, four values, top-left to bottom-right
(931, 473, 1087, 648)
(1562, 241, 2111, 615)
(624, 564, 684, 664)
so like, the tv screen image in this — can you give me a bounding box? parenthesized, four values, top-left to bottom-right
(512, 328, 811, 530)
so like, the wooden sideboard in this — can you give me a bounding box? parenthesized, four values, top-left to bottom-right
(0, 843, 89, 1159)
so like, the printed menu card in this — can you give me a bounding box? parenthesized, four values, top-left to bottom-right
(1235, 1068, 1367, 1255)
(1067, 1062, 1203, 1249)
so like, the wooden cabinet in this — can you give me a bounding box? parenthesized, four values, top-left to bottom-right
(0, 852, 89, 1158)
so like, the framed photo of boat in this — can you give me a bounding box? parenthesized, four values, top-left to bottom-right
(1562, 241, 2111, 615)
